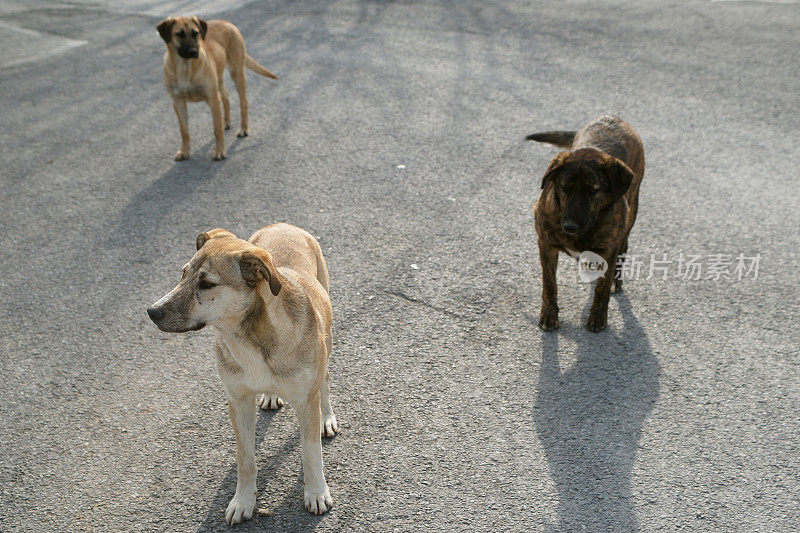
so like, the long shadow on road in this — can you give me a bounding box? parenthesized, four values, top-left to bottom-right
(105, 137, 259, 249)
(535, 293, 660, 532)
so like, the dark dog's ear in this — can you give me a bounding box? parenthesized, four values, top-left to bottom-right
(240, 251, 282, 296)
(602, 155, 635, 202)
(157, 18, 175, 43)
(541, 152, 569, 189)
(192, 17, 208, 39)
(196, 228, 236, 250)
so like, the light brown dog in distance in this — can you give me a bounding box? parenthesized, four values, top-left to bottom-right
(157, 16, 278, 160)
(147, 223, 338, 523)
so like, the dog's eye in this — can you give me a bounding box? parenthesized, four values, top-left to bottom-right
(191, 29, 198, 37)
(176, 30, 185, 38)
(198, 279, 217, 290)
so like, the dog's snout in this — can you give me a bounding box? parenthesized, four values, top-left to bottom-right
(179, 48, 198, 58)
(147, 306, 164, 322)
(562, 220, 580, 235)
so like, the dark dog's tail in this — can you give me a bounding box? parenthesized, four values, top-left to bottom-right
(245, 54, 278, 79)
(525, 131, 576, 148)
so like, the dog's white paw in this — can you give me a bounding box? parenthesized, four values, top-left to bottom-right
(304, 484, 332, 514)
(322, 414, 338, 437)
(174, 150, 189, 161)
(258, 393, 284, 410)
(212, 151, 226, 161)
(225, 493, 255, 525)
(237, 128, 249, 138)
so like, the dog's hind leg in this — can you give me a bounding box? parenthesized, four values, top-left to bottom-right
(320, 371, 338, 437)
(219, 83, 231, 130)
(295, 391, 333, 514)
(207, 89, 226, 160)
(230, 68, 249, 137)
(587, 251, 618, 332)
(172, 99, 190, 161)
(613, 238, 628, 294)
(257, 393, 284, 410)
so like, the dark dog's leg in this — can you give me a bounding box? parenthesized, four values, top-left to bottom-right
(587, 251, 618, 332)
(538, 241, 559, 330)
(613, 239, 628, 293)
(172, 100, 190, 161)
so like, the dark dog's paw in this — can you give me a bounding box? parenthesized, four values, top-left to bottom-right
(539, 306, 559, 331)
(225, 124, 231, 130)
(586, 309, 607, 332)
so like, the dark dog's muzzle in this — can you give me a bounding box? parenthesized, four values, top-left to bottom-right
(178, 48, 198, 59)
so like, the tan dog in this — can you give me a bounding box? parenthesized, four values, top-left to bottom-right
(147, 223, 338, 523)
(156, 16, 278, 161)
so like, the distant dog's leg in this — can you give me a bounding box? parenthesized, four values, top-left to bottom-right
(230, 68, 249, 137)
(587, 251, 617, 332)
(208, 90, 226, 160)
(295, 391, 332, 514)
(538, 241, 559, 330)
(172, 100, 190, 161)
(225, 393, 257, 525)
(320, 371, 338, 437)
(257, 393, 284, 410)
(219, 83, 231, 130)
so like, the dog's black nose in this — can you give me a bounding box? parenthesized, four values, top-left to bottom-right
(562, 220, 580, 234)
(147, 307, 164, 322)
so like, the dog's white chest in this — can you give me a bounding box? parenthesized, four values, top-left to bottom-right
(171, 81, 206, 99)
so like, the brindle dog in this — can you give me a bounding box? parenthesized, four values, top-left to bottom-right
(528, 115, 645, 332)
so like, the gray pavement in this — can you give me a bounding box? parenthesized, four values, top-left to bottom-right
(1, 0, 798, 531)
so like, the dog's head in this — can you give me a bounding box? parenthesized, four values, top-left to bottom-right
(156, 16, 208, 59)
(147, 229, 282, 333)
(540, 147, 634, 236)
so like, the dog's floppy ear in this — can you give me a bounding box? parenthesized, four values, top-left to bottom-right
(196, 228, 236, 250)
(157, 18, 175, 43)
(240, 250, 282, 296)
(192, 16, 208, 39)
(541, 152, 569, 189)
(602, 155, 635, 202)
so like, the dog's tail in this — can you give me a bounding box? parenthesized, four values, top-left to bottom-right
(245, 54, 278, 79)
(525, 131, 576, 148)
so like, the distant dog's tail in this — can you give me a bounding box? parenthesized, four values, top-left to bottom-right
(245, 54, 278, 79)
(525, 131, 576, 148)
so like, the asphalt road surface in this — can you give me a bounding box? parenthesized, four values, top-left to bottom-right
(1, 1, 798, 531)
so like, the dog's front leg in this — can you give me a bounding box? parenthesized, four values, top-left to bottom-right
(295, 391, 332, 514)
(225, 393, 257, 525)
(208, 90, 226, 160)
(587, 251, 617, 332)
(172, 99, 190, 160)
(538, 240, 560, 330)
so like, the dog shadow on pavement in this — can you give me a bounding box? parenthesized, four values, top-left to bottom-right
(196, 407, 326, 532)
(535, 293, 661, 532)
(105, 137, 258, 250)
